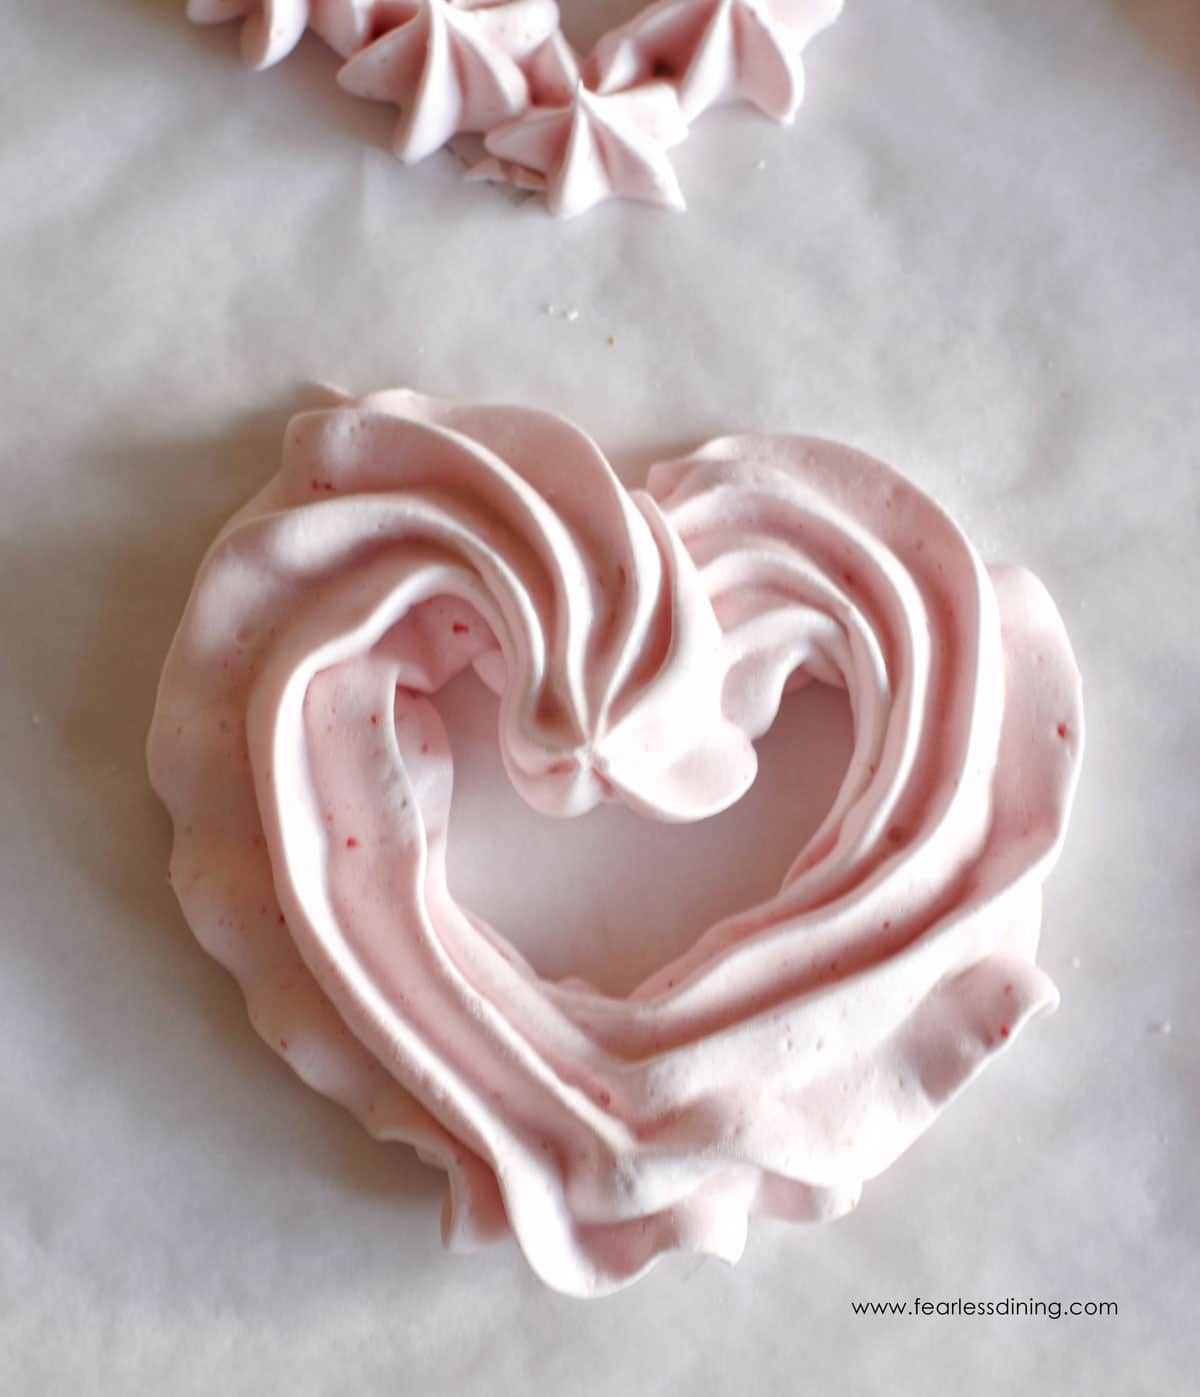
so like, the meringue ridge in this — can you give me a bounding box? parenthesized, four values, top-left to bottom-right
(148, 390, 1084, 1295)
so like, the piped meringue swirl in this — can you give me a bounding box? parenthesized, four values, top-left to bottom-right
(149, 390, 1084, 1295)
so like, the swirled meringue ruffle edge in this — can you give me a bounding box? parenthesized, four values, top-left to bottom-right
(148, 390, 1083, 1296)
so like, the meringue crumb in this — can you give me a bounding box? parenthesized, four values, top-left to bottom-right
(754, 159, 767, 170)
(1070, 956, 1081, 969)
(1151, 1020, 1172, 1036)
(565, 308, 580, 322)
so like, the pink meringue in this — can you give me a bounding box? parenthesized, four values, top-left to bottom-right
(313, 0, 415, 57)
(523, 27, 580, 106)
(337, 0, 559, 163)
(187, 0, 309, 68)
(591, 0, 844, 122)
(482, 82, 688, 217)
(185, 0, 843, 216)
(187, 0, 407, 68)
(148, 390, 1084, 1296)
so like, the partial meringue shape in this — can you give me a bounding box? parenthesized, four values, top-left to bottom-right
(463, 152, 547, 193)
(483, 82, 688, 216)
(188, 0, 310, 68)
(522, 26, 580, 105)
(315, 0, 415, 56)
(148, 390, 1084, 1296)
(338, 0, 560, 163)
(591, 0, 844, 122)
(186, 0, 846, 215)
(187, 0, 409, 67)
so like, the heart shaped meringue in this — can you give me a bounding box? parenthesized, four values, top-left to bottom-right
(148, 389, 1083, 1296)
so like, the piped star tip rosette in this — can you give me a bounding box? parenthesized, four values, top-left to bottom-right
(185, 0, 843, 216)
(148, 390, 1083, 1297)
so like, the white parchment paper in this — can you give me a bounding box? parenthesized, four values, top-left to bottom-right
(2, 1, 1196, 1390)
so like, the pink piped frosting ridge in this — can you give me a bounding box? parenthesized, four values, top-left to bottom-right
(148, 389, 1084, 1296)
(186, 0, 845, 216)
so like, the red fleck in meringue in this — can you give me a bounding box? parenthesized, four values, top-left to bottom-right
(148, 390, 1084, 1296)
(591, 0, 844, 122)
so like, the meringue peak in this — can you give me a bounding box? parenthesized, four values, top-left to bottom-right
(484, 81, 688, 218)
(338, 0, 559, 163)
(188, 0, 845, 216)
(591, 0, 844, 123)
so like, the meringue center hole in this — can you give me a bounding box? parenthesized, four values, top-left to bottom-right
(439, 669, 854, 997)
